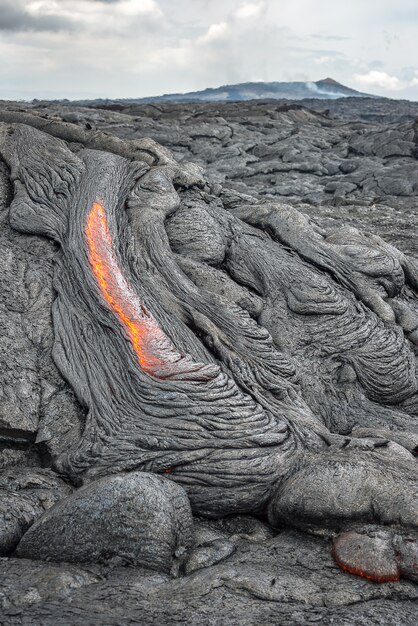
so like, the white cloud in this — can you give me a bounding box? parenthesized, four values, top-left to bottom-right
(117, 0, 161, 17)
(354, 70, 403, 91)
(199, 22, 229, 44)
(314, 56, 332, 65)
(235, 1, 265, 20)
(1, 0, 418, 100)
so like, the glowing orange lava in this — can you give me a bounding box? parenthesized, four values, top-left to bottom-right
(332, 544, 400, 583)
(85, 201, 176, 375)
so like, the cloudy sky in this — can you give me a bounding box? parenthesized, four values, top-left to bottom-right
(0, 0, 417, 101)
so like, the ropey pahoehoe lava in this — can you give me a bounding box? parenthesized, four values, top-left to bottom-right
(0, 115, 416, 588)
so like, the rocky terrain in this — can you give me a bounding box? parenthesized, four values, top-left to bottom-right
(19, 94, 418, 248)
(0, 96, 417, 625)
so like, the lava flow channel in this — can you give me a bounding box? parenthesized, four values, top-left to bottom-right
(85, 201, 190, 377)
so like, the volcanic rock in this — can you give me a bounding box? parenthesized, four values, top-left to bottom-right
(16, 472, 193, 572)
(0, 97, 417, 625)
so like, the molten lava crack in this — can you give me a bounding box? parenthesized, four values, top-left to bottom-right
(85, 201, 190, 377)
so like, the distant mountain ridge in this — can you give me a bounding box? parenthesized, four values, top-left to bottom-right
(132, 78, 373, 104)
(65, 78, 374, 106)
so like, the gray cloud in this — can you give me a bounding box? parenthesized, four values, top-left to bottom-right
(0, 1, 75, 32)
(0, 0, 163, 35)
(0, 0, 416, 101)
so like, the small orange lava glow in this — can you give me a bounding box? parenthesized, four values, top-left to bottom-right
(332, 545, 400, 583)
(85, 201, 172, 375)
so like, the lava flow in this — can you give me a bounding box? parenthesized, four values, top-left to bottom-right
(85, 201, 179, 375)
(332, 542, 401, 583)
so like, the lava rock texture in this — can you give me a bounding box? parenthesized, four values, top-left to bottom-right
(0, 97, 417, 624)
